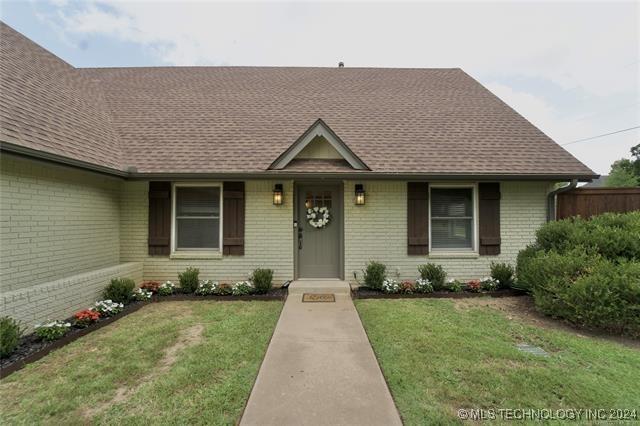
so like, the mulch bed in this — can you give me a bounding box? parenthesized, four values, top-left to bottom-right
(352, 287, 525, 299)
(0, 288, 287, 379)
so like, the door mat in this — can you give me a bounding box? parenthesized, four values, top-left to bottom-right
(302, 293, 335, 303)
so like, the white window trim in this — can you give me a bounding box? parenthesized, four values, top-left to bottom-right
(428, 183, 479, 255)
(171, 182, 223, 256)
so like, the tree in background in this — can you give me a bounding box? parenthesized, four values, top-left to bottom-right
(606, 143, 640, 187)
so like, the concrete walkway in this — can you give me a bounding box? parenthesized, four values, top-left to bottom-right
(241, 281, 402, 426)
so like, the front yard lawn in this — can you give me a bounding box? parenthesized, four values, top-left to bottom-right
(0, 301, 282, 425)
(356, 297, 640, 425)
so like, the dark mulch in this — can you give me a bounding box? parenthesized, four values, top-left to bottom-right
(158, 287, 287, 302)
(353, 287, 525, 299)
(0, 288, 287, 379)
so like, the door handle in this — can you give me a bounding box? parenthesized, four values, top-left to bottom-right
(298, 229, 303, 250)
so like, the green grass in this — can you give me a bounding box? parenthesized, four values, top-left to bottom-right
(355, 299, 640, 425)
(0, 301, 282, 425)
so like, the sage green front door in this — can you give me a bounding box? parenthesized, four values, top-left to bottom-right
(297, 184, 342, 278)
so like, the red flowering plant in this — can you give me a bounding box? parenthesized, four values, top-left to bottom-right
(74, 309, 100, 328)
(140, 281, 160, 294)
(400, 280, 416, 294)
(466, 279, 482, 293)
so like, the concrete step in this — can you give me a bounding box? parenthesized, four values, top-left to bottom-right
(288, 280, 351, 295)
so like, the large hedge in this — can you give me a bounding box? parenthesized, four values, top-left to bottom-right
(517, 212, 640, 336)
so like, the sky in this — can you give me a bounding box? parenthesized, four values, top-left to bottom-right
(1, 0, 638, 175)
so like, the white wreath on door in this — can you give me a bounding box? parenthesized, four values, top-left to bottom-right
(306, 206, 331, 228)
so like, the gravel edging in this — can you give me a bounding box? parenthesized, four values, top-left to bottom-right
(0, 290, 287, 379)
(352, 288, 525, 299)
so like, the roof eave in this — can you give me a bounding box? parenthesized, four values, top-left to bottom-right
(1, 141, 598, 182)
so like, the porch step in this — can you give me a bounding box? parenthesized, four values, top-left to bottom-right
(288, 280, 351, 295)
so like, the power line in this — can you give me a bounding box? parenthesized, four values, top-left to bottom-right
(561, 126, 640, 146)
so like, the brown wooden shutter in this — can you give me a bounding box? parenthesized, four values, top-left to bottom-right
(407, 182, 429, 255)
(148, 181, 171, 256)
(478, 182, 501, 255)
(223, 182, 245, 255)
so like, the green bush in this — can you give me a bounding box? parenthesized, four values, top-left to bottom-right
(516, 212, 640, 336)
(178, 267, 200, 294)
(252, 268, 274, 294)
(103, 278, 136, 304)
(534, 212, 640, 261)
(363, 261, 386, 290)
(565, 261, 640, 336)
(0, 317, 24, 358)
(418, 263, 447, 290)
(490, 262, 515, 289)
(446, 279, 463, 293)
(515, 244, 543, 291)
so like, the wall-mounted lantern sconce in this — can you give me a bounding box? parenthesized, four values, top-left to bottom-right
(273, 184, 284, 205)
(355, 184, 366, 205)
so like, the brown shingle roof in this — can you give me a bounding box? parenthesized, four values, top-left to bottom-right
(0, 22, 595, 178)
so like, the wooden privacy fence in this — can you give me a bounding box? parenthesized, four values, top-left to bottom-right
(557, 187, 640, 219)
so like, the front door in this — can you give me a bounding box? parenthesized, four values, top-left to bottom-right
(297, 184, 342, 278)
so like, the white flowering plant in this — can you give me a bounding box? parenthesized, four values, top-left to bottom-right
(480, 277, 499, 292)
(415, 278, 434, 293)
(306, 206, 331, 229)
(232, 280, 254, 296)
(195, 280, 219, 295)
(157, 281, 176, 296)
(132, 288, 153, 301)
(92, 300, 124, 317)
(381, 278, 400, 294)
(34, 320, 71, 341)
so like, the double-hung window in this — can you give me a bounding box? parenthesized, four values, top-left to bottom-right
(430, 186, 476, 252)
(172, 184, 222, 252)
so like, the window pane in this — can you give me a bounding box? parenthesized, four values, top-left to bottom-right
(177, 218, 219, 249)
(431, 218, 473, 249)
(431, 188, 472, 218)
(431, 187, 474, 250)
(176, 187, 220, 217)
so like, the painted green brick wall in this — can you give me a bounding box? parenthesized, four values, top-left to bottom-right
(120, 180, 295, 283)
(343, 180, 552, 282)
(0, 155, 122, 292)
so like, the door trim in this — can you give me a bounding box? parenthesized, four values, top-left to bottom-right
(293, 181, 344, 280)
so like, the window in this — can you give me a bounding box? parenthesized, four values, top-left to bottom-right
(430, 186, 476, 251)
(173, 185, 222, 251)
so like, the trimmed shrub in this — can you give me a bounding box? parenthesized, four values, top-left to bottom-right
(103, 278, 136, 304)
(515, 244, 543, 291)
(0, 317, 24, 358)
(516, 212, 640, 336)
(418, 263, 447, 290)
(179, 267, 200, 294)
(363, 261, 386, 290)
(490, 262, 515, 289)
(565, 261, 640, 336)
(252, 268, 274, 294)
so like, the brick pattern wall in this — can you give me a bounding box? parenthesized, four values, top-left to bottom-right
(120, 180, 295, 283)
(0, 155, 121, 292)
(343, 180, 552, 282)
(1, 262, 142, 330)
